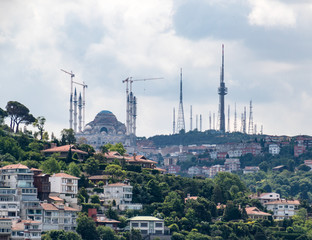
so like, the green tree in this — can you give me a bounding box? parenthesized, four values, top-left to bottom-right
(76, 214, 99, 240)
(171, 232, 185, 240)
(61, 128, 76, 144)
(40, 157, 61, 174)
(42, 230, 82, 240)
(0, 107, 7, 124)
(223, 201, 241, 221)
(105, 164, 125, 182)
(109, 143, 126, 155)
(83, 157, 99, 175)
(68, 162, 81, 177)
(96, 226, 117, 240)
(6, 101, 35, 132)
(78, 187, 89, 203)
(33, 116, 46, 140)
(90, 195, 100, 204)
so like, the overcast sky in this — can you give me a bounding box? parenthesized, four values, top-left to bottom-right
(1, 0, 312, 138)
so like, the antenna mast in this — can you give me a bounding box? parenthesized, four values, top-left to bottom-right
(248, 100, 253, 135)
(218, 44, 228, 133)
(177, 68, 185, 132)
(190, 105, 193, 131)
(173, 107, 176, 134)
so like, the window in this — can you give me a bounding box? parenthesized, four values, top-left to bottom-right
(141, 230, 148, 234)
(155, 230, 163, 234)
(155, 222, 163, 228)
(131, 223, 139, 227)
(140, 223, 148, 227)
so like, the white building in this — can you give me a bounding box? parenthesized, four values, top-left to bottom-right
(269, 144, 280, 155)
(102, 183, 142, 210)
(41, 203, 79, 232)
(49, 173, 79, 207)
(0, 188, 20, 219)
(0, 218, 11, 240)
(129, 216, 164, 235)
(224, 158, 240, 172)
(250, 192, 280, 205)
(209, 165, 225, 178)
(0, 164, 42, 222)
(265, 200, 300, 220)
(11, 219, 41, 240)
(243, 166, 260, 174)
(187, 166, 202, 176)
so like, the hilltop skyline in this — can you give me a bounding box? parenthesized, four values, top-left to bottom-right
(1, 1, 312, 138)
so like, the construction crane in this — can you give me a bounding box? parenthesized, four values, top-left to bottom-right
(122, 77, 163, 136)
(61, 69, 75, 129)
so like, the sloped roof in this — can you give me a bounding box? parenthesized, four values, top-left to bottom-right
(105, 183, 131, 187)
(1, 163, 28, 170)
(51, 173, 79, 179)
(42, 145, 88, 155)
(40, 203, 79, 212)
(264, 200, 300, 205)
(129, 216, 163, 221)
(245, 207, 271, 216)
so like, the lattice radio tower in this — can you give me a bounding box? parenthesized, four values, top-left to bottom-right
(248, 100, 253, 135)
(177, 68, 185, 132)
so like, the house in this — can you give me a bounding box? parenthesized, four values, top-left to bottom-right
(243, 166, 260, 174)
(102, 183, 142, 211)
(250, 192, 280, 205)
(166, 165, 181, 175)
(40, 202, 79, 232)
(0, 218, 11, 240)
(245, 207, 271, 220)
(88, 175, 110, 185)
(187, 166, 202, 176)
(209, 165, 226, 178)
(269, 144, 280, 155)
(129, 216, 164, 235)
(88, 208, 120, 230)
(104, 151, 125, 163)
(11, 219, 41, 240)
(163, 156, 178, 166)
(294, 145, 306, 157)
(264, 200, 300, 220)
(49, 173, 79, 207)
(125, 155, 157, 169)
(41, 145, 88, 160)
(304, 160, 312, 170)
(32, 168, 50, 201)
(184, 194, 198, 203)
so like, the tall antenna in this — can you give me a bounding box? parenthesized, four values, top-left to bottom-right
(243, 107, 247, 134)
(200, 114, 202, 132)
(190, 105, 193, 131)
(248, 100, 253, 135)
(213, 113, 215, 130)
(227, 105, 230, 132)
(218, 44, 228, 133)
(261, 125, 263, 135)
(177, 68, 185, 133)
(241, 113, 244, 132)
(61, 69, 75, 130)
(173, 107, 176, 134)
(254, 124, 257, 135)
(209, 111, 212, 130)
(234, 103, 237, 132)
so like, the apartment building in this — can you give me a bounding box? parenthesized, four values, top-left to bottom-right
(264, 200, 300, 220)
(49, 173, 79, 207)
(224, 158, 240, 172)
(0, 218, 11, 240)
(250, 192, 280, 205)
(40, 203, 78, 232)
(11, 219, 41, 240)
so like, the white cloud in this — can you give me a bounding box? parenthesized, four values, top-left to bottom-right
(248, 0, 296, 27)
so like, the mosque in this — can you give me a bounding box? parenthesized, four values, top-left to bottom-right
(76, 110, 134, 152)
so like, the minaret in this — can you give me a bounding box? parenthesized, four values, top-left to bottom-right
(173, 107, 176, 134)
(177, 68, 185, 132)
(78, 93, 82, 132)
(218, 44, 228, 133)
(133, 96, 137, 136)
(69, 94, 73, 130)
(190, 105, 193, 131)
(73, 88, 77, 133)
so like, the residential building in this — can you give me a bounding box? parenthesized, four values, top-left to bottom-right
(129, 216, 164, 235)
(209, 165, 226, 178)
(125, 155, 157, 169)
(304, 160, 312, 170)
(187, 166, 202, 176)
(269, 144, 280, 155)
(224, 158, 240, 172)
(41, 145, 88, 160)
(163, 156, 178, 166)
(40, 203, 79, 232)
(245, 207, 271, 220)
(264, 200, 300, 220)
(0, 218, 11, 240)
(250, 192, 280, 205)
(166, 165, 181, 175)
(88, 209, 120, 230)
(0, 188, 20, 219)
(294, 145, 306, 157)
(11, 219, 41, 240)
(102, 183, 142, 210)
(88, 175, 110, 186)
(0, 164, 42, 222)
(49, 173, 79, 207)
(32, 168, 50, 201)
(243, 166, 260, 174)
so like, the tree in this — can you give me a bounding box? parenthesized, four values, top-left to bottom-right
(109, 143, 126, 155)
(83, 157, 99, 175)
(42, 230, 82, 240)
(33, 116, 46, 140)
(68, 162, 81, 177)
(6, 101, 35, 132)
(96, 226, 116, 240)
(223, 201, 241, 221)
(0, 107, 7, 124)
(40, 157, 61, 174)
(90, 195, 100, 204)
(76, 214, 99, 240)
(61, 128, 76, 144)
(105, 164, 125, 182)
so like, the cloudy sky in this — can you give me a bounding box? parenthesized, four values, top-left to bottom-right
(1, 0, 312, 138)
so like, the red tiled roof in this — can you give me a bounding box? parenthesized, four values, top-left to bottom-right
(51, 173, 79, 179)
(49, 196, 64, 202)
(264, 200, 300, 205)
(30, 168, 42, 171)
(1, 163, 28, 170)
(104, 151, 124, 159)
(245, 207, 271, 216)
(89, 175, 110, 180)
(42, 145, 88, 155)
(105, 183, 130, 187)
(40, 203, 79, 212)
